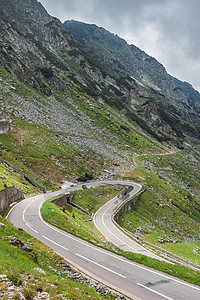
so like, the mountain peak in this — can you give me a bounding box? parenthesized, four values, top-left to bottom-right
(0, 0, 200, 146)
(64, 20, 200, 141)
(64, 20, 166, 83)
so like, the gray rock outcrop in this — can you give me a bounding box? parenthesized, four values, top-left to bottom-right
(0, 186, 24, 213)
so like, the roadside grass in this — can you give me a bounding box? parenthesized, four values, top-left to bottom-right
(155, 241, 200, 266)
(71, 185, 124, 214)
(41, 186, 200, 286)
(41, 186, 124, 250)
(0, 215, 115, 299)
(120, 251, 200, 286)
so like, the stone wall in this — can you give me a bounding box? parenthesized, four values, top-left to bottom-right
(113, 188, 146, 222)
(0, 121, 10, 134)
(0, 186, 24, 213)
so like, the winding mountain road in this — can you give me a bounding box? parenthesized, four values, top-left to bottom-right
(93, 181, 163, 259)
(7, 181, 200, 300)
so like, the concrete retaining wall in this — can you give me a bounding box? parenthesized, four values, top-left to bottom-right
(52, 193, 92, 217)
(113, 188, 200, 269)
(69, 202, 92, 217)
(52, 193, 74, 207)
(0, 186, 24, 213)
(113, 188, 146, 222)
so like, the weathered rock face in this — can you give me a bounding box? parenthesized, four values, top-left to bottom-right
(0, 0, 72, 96)
(0, 121, 10, 134)
(64, 20, 200, 141)
(5, 236, 33, 252)
(0, 186, 24, 213)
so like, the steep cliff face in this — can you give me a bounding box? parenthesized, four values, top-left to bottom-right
(63, 21, 185, 100)
(64, 20, 200, 141)
(0, 0, 199, 148)
(172, 76, 200, 110)
(0, 0, 77, 95)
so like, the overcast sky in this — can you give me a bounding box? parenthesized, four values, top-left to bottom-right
(39, 0, 200, 91)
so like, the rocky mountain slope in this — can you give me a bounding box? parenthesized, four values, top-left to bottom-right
(64, 20, 200, 143)
(0, 0, 166, 191)
(0, 0, 199, 190)
(0, 0, 199, 149)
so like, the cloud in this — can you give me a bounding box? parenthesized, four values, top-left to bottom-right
(39, 0, 200, 91)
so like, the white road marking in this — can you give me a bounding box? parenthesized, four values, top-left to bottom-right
(115, 255, 200, 291)
(137, 283, 174, 300)
(26, 222, 38, 233)
(35, 187, 200, 292)
(111, 217, 171, 263)
(76, 253, 126, 278)
(42, 235, 69, 251)
(22, 199, 35, 222)
(6, 200, 22, 219)
(101, 204, 141, 253)
(93, 184, 143, 254)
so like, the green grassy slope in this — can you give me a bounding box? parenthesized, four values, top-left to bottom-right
(0, 119, 105, 192)
(0, 2, 200, 294)
(0, 66, 165, 194)
(116, 145, 200, 265)
(41, 186, 200, 286)
(0, 215, 116, 299)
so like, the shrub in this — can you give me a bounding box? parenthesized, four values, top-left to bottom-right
(39, 67, 53, 78)
(7, 269, 23, 286)
(22, 286, 37, 300)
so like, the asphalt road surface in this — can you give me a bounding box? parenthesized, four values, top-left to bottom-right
(93, 181, 165, 260)
(7, 181, 200, 300)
